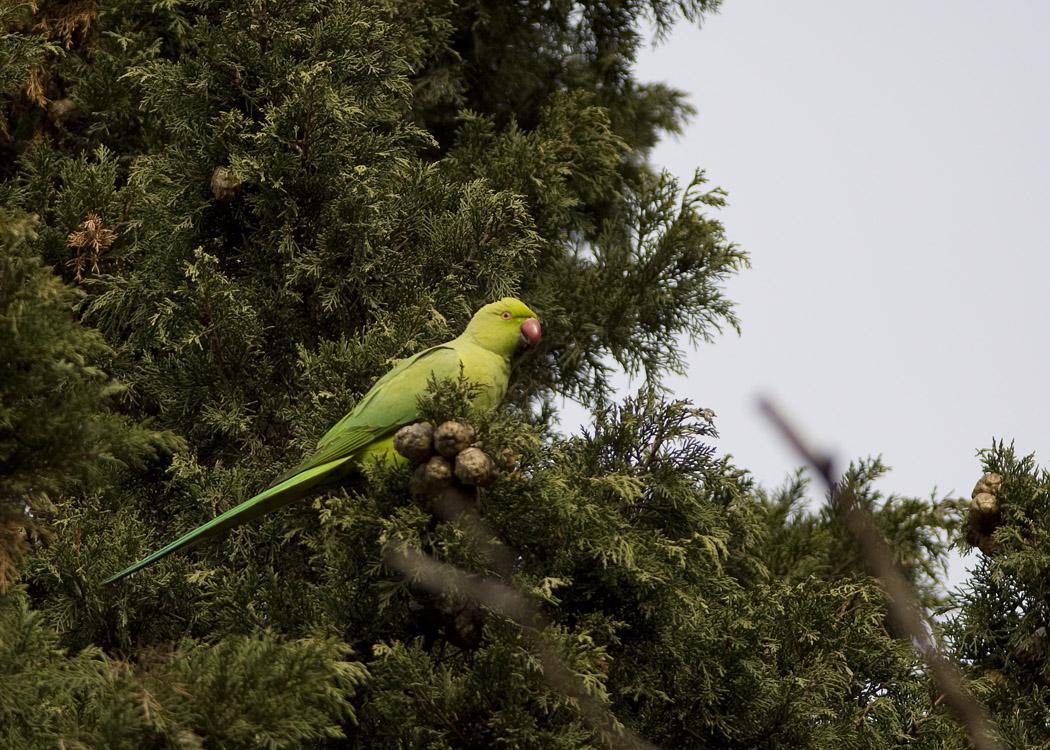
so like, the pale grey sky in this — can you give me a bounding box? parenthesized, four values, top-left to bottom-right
(565, 2, 1050, 583)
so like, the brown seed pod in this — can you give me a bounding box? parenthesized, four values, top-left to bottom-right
(983, 669, 1006, 686)
(972, 472, 1003, 498)
(967, 472, 1004, 555)
(408, 463, 429, 496)
(434, 421, 476, 458)
(970, 492, 1000, 518)
(967, 530, 997, 557)
(394, 422, 434, 463)
(409, 455, 455, 497)
(425, 455, 454, 484)
(48, 98, 78, 124)
(454, 447, 498, 487)
(211, 166, 244, 204)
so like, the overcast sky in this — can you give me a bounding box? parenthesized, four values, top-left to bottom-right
(565, 2, 1050, 584)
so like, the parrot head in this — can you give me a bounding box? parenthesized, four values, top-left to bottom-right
(465, 297, 541, 357)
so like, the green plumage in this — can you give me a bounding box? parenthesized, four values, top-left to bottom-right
(105, 298, 540, 583)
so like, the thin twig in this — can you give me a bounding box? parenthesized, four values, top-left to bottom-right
(758, 397, 1004, 750)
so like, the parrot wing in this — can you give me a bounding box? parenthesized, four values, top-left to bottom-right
(274, 343, 464, 479)
(105, 344, 465, 584)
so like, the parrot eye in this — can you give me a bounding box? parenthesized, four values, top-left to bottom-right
(500, 311, 512, 320)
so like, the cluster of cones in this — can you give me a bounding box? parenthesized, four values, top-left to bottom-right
(393, 421, 501, 649)
(966, 472, 1003, 555)
(394, 421, 499, 497)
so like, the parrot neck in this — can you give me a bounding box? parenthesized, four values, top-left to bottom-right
(459, 327, 515, 360)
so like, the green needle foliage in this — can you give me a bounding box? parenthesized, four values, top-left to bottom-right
(0, 210, 176, 590)
(945, 443, 1050, 748)
(0, 1, 1030, 748)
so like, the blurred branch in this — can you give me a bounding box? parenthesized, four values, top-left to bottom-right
(384, 488, 658, 750)
(758, 397, 1003, 750)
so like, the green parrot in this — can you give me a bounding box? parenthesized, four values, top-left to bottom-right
(105, 298, 541, 584)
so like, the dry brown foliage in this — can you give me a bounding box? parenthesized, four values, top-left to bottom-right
(35, 0, 98, 49)
(67, 213, 117, 281)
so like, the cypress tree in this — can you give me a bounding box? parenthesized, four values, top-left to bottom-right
(0, 1, 1020, 747)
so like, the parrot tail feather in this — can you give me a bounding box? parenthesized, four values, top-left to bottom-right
(104, 456, 354, 584)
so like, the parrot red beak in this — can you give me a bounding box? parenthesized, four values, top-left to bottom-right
(519, 317, 541, 349)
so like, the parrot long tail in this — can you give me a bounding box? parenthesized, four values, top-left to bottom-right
(104, 456, 355, 584)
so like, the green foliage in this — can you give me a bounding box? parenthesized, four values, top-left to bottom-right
(0, 0, 1020, 747)
(758, 458, 959, 612)
(946, 442, 1050, 748)
(0, 209, 175, 589)
(0, 585, 365, 749)
(0, 3, 60, 161)
(400, 0, 722, 161)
